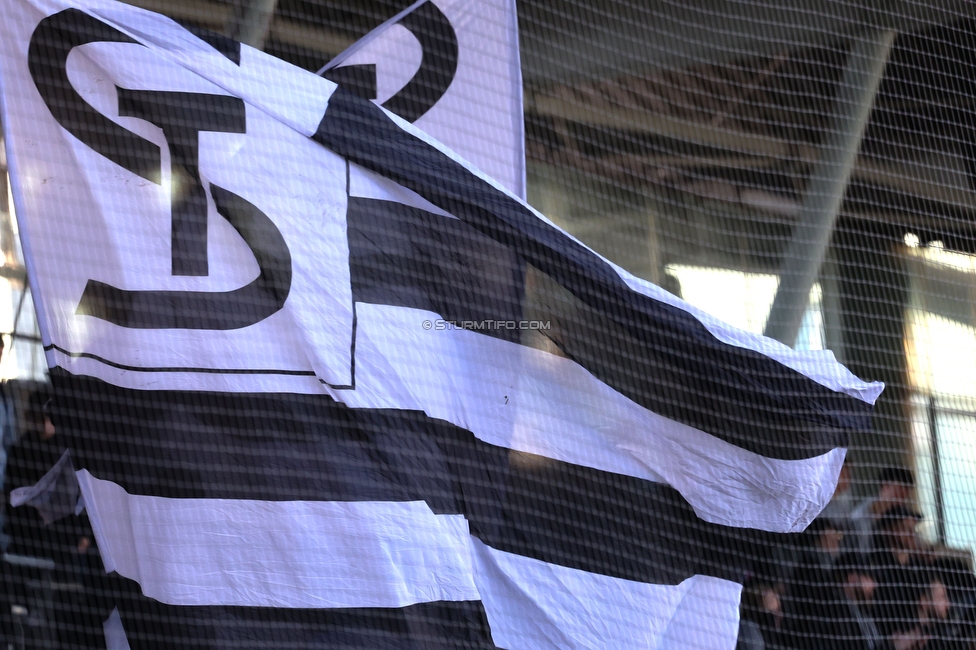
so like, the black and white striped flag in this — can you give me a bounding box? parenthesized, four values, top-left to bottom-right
(0, 0, 882, 647)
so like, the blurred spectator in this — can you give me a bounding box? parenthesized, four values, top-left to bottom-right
(887, 574, 959, 650)
(851, 467, 915, 555)
(2, 389, 61, 646)
(810, 517, 846, 570)
(788, 552, 887, 650)
(873, 506, 928, 644)
(739, 580, 783, 650)
(933, 556, 976, 649)
(4, 389, 62, 559)
(822, 462, 856, 535)
(738, 615, 766, 650)
(782, 517, 846, 642)
(3, 390, 103, 647)
(0, 336, 16, 552)
(873, 506, 924, 568)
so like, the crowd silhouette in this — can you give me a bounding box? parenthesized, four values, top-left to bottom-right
(739, 465, 976, 650)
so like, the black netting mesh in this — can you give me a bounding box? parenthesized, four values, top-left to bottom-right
(1, 1, 975, 648)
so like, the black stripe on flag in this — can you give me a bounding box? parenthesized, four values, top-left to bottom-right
(53, 370, 780, 587)
(104, 578, 496, 650)
(348, 196, 524, 344)
(318, 87, 871, 461)
(345, 192, 854, 461)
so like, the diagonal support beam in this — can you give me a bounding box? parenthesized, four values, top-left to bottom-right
(763, 30, 896, 346)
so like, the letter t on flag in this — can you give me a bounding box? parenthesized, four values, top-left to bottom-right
(319, 0, 526, 199)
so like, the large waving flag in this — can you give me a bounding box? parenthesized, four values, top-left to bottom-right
(0, 0, 882, 647)
(319, 0, 525, 198)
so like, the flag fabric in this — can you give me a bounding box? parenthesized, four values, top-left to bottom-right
(9, 449, 81, 525)
(319, 0, 526, 199)
(0, 0, 883, 647)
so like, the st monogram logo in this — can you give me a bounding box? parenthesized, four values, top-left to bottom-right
(28, 9, 292, 330)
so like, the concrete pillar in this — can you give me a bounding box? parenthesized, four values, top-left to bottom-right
(835, 226, 911, 493)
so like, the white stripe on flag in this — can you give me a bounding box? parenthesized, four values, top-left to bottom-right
(341, 302, 846, 533)
(82, 472, 742, 650)
(78, 471, 481, 609)
(470, 538, 741, 650)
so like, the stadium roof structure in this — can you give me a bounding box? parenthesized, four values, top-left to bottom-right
(525, 24, 976, 250)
